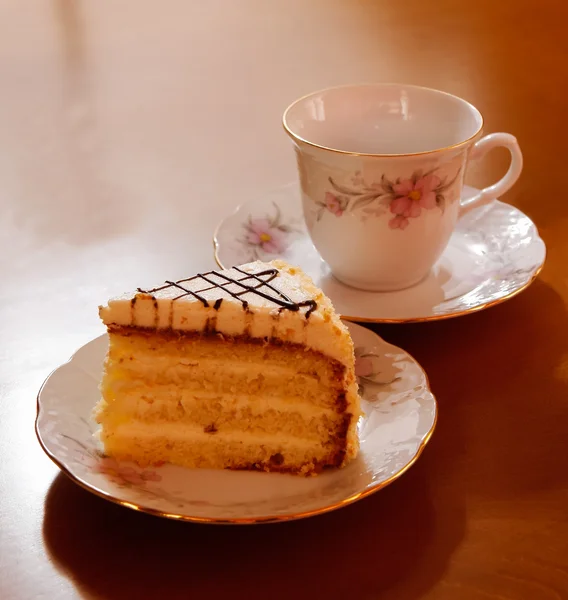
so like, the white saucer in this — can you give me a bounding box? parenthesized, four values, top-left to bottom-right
(36, 322, 436, 524)
(214, 184, 546, 322)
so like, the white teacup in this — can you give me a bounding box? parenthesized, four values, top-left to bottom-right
(283, 83, 523, 291)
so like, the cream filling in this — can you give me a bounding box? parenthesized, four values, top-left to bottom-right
(112, 357, 320, 380)
(104, 388, 339, 419)
(112, 421, 323, 450)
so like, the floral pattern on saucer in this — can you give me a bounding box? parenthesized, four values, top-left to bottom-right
(355, 347, 402, 396)
(94, 457, 162, 486)
(238, 202, 300, 262)
(315, 168, 461, 229)
(36, 323, 437, 524)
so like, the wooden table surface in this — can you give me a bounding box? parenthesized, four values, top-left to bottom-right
(1, 1, 567, 598)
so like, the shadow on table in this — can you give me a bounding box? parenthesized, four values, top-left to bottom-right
(376, 277, 568, 500)
(43, 457, 464, 600)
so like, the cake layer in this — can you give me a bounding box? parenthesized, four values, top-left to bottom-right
(100, 386, 338, 420)
(104, 328, 347, 409)
(105, 365, 342, 410)
(101, 421, 347, 474)
(96, 388, 346, 441)
(107, 326, 345, 381)
(109, 373, 337, 407)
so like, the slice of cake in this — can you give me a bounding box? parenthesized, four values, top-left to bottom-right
(95, 260, 361, 475)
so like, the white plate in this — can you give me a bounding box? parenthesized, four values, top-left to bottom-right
(36, 323, 436, 524)
(213, 183, 546, 322)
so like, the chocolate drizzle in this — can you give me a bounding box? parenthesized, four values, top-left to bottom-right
(137, 266, 318, 318)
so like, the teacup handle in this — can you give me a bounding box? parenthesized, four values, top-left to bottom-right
(460, 133, 523, 215)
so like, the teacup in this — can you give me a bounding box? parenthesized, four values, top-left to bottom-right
(283, 83, 523, 291)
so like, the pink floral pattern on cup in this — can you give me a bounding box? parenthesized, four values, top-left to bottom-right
(324, 192, 347, 217)
(313, 168, 461, 230)
(389, 174, 441, 229)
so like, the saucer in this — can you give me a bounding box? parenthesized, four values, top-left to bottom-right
(36, 322, 436, 524)
(213, 184, 546, 322)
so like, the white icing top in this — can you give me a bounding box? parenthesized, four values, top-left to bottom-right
(99, 260, 354, 366)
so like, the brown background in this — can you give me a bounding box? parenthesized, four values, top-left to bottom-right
(1, 1, 567, 598)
